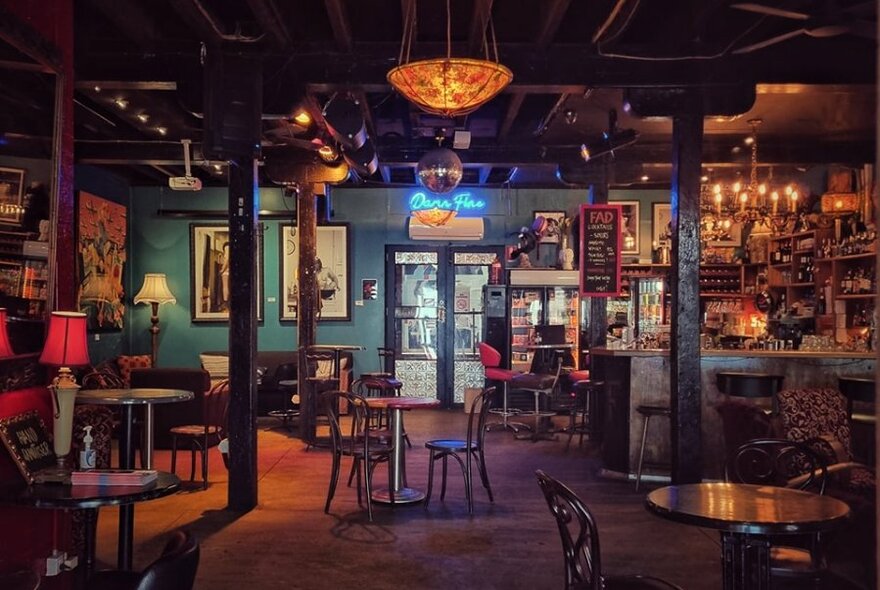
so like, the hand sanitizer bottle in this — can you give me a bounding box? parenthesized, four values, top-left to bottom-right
(79, 425, 96, 470)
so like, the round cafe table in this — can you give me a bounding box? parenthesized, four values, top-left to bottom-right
(367, 396, 440, 504)
(75, 388, 193, 569)
(645, 482, 850, 590)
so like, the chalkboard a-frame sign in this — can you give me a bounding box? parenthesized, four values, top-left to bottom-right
(579, 204, 623, 297)
(0, 410, 56, 484)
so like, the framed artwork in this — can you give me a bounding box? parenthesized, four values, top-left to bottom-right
(77, 191, 127, 331)
(0, 167, 25, 225)
(190, 224, 263, 322)
(707, 222, 743, 247)
(280, 224, 350, 321)
(614, 200, 640, 254)
(652, 203, 672, 246)
(533, 210, 566, 243)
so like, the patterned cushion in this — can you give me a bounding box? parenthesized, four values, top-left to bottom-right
(81, 360, 126, 390)
(116, 355, 152, 386)
(200, 354, 230, 379)
(777, 388, 852, 457)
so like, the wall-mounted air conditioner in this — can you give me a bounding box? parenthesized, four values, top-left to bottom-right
(408, 217, 484, 241)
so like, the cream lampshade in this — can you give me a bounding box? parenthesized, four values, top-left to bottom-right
(134, 273, 176, 367)
(39, 311, 89, 475)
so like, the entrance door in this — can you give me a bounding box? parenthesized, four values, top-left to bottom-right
(386, 246, 503, 407)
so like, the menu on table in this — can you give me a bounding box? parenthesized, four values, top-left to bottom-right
(579, 204, 622, 297)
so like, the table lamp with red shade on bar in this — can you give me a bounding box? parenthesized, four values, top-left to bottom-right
(0, 308, 15, 358)
(38, 311, 90, 481)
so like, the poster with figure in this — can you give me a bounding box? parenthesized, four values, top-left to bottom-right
(190, 224, 263, 322)
(77, 191, 127, 331)
(279, 224, 350, 321)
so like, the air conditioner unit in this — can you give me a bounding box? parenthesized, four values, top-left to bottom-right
(408, 216, 484, 241)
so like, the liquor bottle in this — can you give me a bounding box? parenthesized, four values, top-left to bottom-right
(817, 288, 826, 315)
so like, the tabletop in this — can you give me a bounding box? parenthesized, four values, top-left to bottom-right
(1, 471, 180, 510)
(520, 343, 574, 350)
(645, 482, 850, 536)
(307, 344, 366, 352)
(76, 388, 195, 405)
(367, 396, 441, 410)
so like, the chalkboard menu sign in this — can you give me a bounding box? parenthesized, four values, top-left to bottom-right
(579, 204, 622, 297)
(0, 410, 56, 483)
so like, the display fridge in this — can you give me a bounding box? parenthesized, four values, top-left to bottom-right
(602, 269, 670, 346)
(508, 269, 581, 372)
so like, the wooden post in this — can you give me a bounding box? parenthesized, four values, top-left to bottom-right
(297, 184, 319, 445)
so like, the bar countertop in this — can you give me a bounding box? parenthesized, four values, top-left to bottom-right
(590, 347, 876, 359)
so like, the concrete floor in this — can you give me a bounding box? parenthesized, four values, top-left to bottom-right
(90, 410, 861, 589)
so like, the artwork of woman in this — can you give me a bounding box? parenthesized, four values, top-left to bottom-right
(77, 193, 126, 330)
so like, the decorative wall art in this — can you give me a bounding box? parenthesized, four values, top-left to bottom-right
(0, 167, 25, 225)
(280, 224, 350, 321)
(652, 203, 672, 247)
(190, 224, 263, 322)
(614, 200, 640, 254)
(533, 210, 566, 243)
(77, 191, 127, 331)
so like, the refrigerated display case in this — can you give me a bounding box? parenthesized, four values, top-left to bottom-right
(600, 267, 670, 346)
(508, 269, 580, 372)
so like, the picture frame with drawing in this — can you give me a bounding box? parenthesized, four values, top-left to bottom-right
(652, 202, 672, 246)
(0, 167, 25, 225)
(613, 200, 640, 254)
(533, 210, 566, 244)
(279, 224, 350, 321)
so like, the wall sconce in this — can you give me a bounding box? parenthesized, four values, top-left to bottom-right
(134, 274, 177, 367)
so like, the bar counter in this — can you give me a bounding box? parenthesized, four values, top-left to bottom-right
(590, 347, 876, 481)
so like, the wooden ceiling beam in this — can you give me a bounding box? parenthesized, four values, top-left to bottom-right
(167, 0, 228, 44)
(85, 0, 161, 48)
(246, 0, 291, 50)
(497, 92, 525, 141)
(468, 0, 494, 56)
(75, 81, 178, 91)
(535, 0, 572, 50)
(324, 0, 354, 53)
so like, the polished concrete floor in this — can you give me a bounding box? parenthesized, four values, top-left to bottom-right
(91, 410, 869, 589)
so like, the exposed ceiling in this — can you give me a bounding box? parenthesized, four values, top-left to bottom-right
(4, 0, 879, 189)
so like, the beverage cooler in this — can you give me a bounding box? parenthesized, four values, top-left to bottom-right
(602, 270, 670, 347)
(508, 269, 580, 372)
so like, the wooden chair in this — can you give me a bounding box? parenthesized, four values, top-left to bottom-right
(535, 470, 683, 590)
(87, 530, 199, 590)
(424, 386, 495, 514)
(323, 390, 394, 521)
(170, 379, 229, 489)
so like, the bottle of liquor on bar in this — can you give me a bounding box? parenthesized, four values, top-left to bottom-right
(818, 288, 826, 315)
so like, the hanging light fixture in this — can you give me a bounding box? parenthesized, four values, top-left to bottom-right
(387, 0, 513, 118)
(701, 119, 802, 239)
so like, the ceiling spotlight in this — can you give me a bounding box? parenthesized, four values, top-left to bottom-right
(580, 144, 591, 162)
(93, 85, 102, 93)
(155, 126, 168, 136)
(114, 97, 129, 110)
(564, 109, 578, 125)
(136, 113, 150, 123)
(744, 136, 755, 146)
(213, 164, 222, 171)
(731, 146, 742, 154)
(293, 110, 311, 126)
(579, 128, 639, 163)
(640, 175, 650, 182)
(318, 144, 339, 163)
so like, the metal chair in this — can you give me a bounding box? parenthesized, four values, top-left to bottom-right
(535, 470, 683, 590)
(424, 386, 495, 514)
(87, 530, 200, 590)
(170, 379, 229, 489)
(510, 350, 565, 442)
(562, 378, 605, 450)
(322, 390, 394, 522)
(479, 342, 527, 433)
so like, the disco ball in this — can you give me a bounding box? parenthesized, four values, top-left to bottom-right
(417, 148, 463, 194)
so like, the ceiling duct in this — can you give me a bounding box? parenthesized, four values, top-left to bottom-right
(323, 95, 367, 150)
(343, 137, 379, 177)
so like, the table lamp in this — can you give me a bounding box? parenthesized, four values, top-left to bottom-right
(0, 308, 15, 358)
(39, 311, 89, 479)
(134, 273, 176, 367)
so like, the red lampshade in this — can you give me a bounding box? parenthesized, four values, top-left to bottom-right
(0, 308, 13, 358)
(39, 311, 90, 367)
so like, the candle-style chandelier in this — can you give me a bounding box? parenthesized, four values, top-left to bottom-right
(701, 118, 801, 240)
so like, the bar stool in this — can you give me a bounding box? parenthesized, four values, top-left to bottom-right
(511, 353, 564, 442)
(479, 342, 527, 433)
(563, 377, 605, 450)
(716, 372, 785, 414)
(634, 404, 672, 491)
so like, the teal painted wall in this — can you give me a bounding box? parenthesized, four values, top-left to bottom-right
(122, 184, 671, 371)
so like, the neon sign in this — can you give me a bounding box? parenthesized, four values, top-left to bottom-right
(408, 191, 487, 214)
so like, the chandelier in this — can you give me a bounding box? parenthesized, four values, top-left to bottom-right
(700, 119, 801, 240)
(387, 0, 513, 118)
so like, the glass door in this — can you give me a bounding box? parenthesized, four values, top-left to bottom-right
(386, 246, 502, 407)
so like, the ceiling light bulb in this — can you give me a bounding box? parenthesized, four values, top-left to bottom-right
(790, 191, 798, 202)
(114, 98, 129, 109)
(739, 193, 749, 204)
(294, 111, 311, 125)
(213, 164, 222, 171)
(640, 175, 649, 182)
(137, 113, 149, 123)
(318, 144, 339, 162)
(713, 184, 721, 195)
(580, 144, 591, 162)
(770, 191, 779, 201)
(93, 85, 102, 93)
(758, 183, 766, 195)
(744, 136, 754, 145)
(700, 175, 709, 182)
(155, 126, 168, 136)
(732, 182, 741, 193)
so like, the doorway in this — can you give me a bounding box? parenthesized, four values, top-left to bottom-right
(385, 245, 504, 407)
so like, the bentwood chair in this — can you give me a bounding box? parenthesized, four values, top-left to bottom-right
(170, 379, 229, 489)
(323, 390, 394, 521)
(87, 530, 200, 590)
(424, 386, 495, 514)
(535, 470, 683, 590)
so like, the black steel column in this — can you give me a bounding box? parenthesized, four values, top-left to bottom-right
(227, 157, 260, 511)
(669, 113, 703, 483)
(587, 174, 608, 349)
(297, 184, 318, 445)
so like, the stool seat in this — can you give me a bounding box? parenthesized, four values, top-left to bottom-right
(635, 404, 672, 491)
(485, 367, 519, 382)
(637, 405, 672, 417)
(567, 369, 590, 382)
(716, 372, 784, 397)
(563, 379, 604, 449)
(511, 372, 557, 390)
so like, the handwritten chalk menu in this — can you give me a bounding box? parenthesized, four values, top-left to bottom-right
(0, 410, 56, 483)
(579, 204, 623, 296)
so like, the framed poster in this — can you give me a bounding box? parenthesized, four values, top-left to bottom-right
(613, 200, 640, 254)
(280, 224, 350, 321)
(707, 222, 743, 247)
(579, 203, 622, 297)
(77, 191, 127, 331)
(533, 210, 566, 243)
(190, 224, 263, 322)
(652, 203, 672, 246)
(0, 167, 25, 225)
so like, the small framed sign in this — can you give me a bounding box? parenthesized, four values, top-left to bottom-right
(0, 410, 56, 484)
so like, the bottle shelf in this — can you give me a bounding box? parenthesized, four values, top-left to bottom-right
(836, 294, 876, 300)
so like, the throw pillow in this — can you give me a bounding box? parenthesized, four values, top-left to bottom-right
(200, 354, 230, 379)
(116, 354, 153, 386)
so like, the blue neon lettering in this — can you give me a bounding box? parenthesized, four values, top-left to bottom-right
(409, 192, 486, 213)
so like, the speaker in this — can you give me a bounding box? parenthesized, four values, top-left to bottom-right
(482, 285, 509, 366)
(203, 50, 263, 159)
